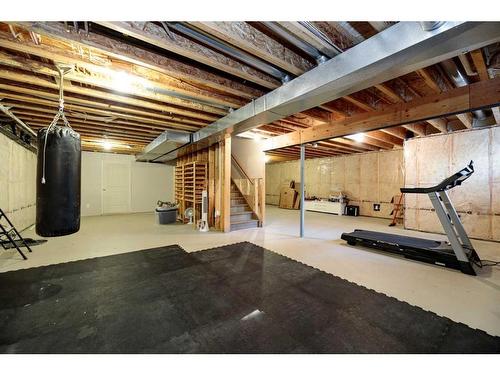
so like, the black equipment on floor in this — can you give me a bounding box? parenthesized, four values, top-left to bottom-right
(341, 161, 481, 275)
(35, 65, 81, 237)
(345, 205, 359, 216)
(0, 208, 32, 260)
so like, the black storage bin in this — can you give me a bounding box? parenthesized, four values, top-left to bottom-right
(156, 207, 177, 224)
(345, 205, 359, 217)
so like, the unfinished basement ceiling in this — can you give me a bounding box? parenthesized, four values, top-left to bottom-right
(0, 21, 498, 158)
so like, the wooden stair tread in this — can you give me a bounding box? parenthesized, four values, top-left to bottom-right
(230, 219, 259, 225)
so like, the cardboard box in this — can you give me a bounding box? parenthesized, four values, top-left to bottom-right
(279, 187, 297, 209)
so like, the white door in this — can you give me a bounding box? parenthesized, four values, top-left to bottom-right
(102, 161, 130, 214)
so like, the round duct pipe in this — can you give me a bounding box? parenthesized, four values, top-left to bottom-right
(440, 58, 491, 126)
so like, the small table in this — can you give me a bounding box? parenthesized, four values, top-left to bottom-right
(304, 200, 346, 215)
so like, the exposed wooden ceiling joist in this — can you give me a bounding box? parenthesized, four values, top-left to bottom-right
(94, 22, 280, 89)
(263, 77, 500, 150)
(188, 22, 313, 76)
(9, 21, 263, 100)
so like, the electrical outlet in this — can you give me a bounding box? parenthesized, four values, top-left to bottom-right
(373, 203, 380, 211)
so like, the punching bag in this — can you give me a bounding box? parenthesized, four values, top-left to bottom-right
(36, 125, 81, 237)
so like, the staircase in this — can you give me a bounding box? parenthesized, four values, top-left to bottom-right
(230, 181, 260, 231)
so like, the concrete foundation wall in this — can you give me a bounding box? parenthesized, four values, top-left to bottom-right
(0, 133, 36, 230)
(404, 127, 500, 241)
(266, 149, 404, 218)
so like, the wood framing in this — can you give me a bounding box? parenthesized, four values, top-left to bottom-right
(222, 135, 231, 233)
(263, 77, 500, 150)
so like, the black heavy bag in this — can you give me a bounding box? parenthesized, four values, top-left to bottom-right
(36, 125, 81, 237)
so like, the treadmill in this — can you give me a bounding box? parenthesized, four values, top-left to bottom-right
(341, 161, 481, 275)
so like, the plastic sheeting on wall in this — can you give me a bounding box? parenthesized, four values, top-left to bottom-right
(404, 127, 499, 241)
(265, 149, 404, 218)
(0, 133, 36, 230)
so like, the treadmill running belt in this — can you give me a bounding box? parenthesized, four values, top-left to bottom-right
(345, 230, 445, 249)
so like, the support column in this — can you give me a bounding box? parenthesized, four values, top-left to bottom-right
(300, 144, 305, 238)
(223, 135, 231, 233)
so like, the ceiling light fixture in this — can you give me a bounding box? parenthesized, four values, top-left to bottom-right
(110, 70, 150, 93)
(346, 133, 365, 142)
(102, 140, 113, 150)
(111, 71, 134, 93)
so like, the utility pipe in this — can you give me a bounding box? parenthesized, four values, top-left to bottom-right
(0, 102, 37, 137)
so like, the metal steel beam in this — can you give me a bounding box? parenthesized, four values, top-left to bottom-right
(140, 22, 500, 162)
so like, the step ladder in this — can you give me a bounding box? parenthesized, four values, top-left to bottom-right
(389, 193, 404, 227)
(0, 208, 32, 260)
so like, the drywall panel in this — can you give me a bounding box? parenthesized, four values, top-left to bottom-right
(231, 137, 266, 179)
(81, 151, 173, 216)
(404, 126, 498, 241)
(266, 149, 403, 218)
(81, 152, 103, 216)
(131, 161, 173, 212)
(0, 133, 36, 231)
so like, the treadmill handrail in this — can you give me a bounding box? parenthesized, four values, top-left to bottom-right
(401, 161, 474, 194)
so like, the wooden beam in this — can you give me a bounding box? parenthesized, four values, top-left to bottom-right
(0, 32, 245, 108)
(0, 89, 211, 127)
(426, 118, 449, 133)
(189, 22, 312, 76)
(263, 77, 500, 150)
(0, 96, 205, 131)
(366, 130, 403, 146)
(417, 68, 442, 93)
(223, 135, 231, 233)
(380, 127, 407, 140)
(374, 84, 402, 103)
(456, 112, 473, 129)
(0, 54, 226, 116)
(470, 49, 489, 81)
(402, 123, 427, 137)
(332, 137, 382, 151)
(6, 103, 200, 132)
(0, 82, 218, 123)
(12, 22, 263, 100)
(343, 95, 375, 112)
(493, 107, 500, 125)
(375, 79, 445, 134)
(95, 22, 280, 89)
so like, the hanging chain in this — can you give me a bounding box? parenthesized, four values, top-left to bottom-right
(41, 65, 73, 184)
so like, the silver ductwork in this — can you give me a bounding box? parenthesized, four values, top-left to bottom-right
(138, 22, 500, 162)
(136, 130, 191, 163)
(420, 22, 446, 31)
(440, 58, 492, 126)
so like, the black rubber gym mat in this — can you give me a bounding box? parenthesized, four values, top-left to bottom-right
(0, 242, 498, 353)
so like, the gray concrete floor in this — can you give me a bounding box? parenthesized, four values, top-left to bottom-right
(1, 205, 499, 336)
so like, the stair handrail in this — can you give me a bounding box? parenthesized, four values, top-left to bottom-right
(231, 154, 264, 223)
(231, 154, 254, 185)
